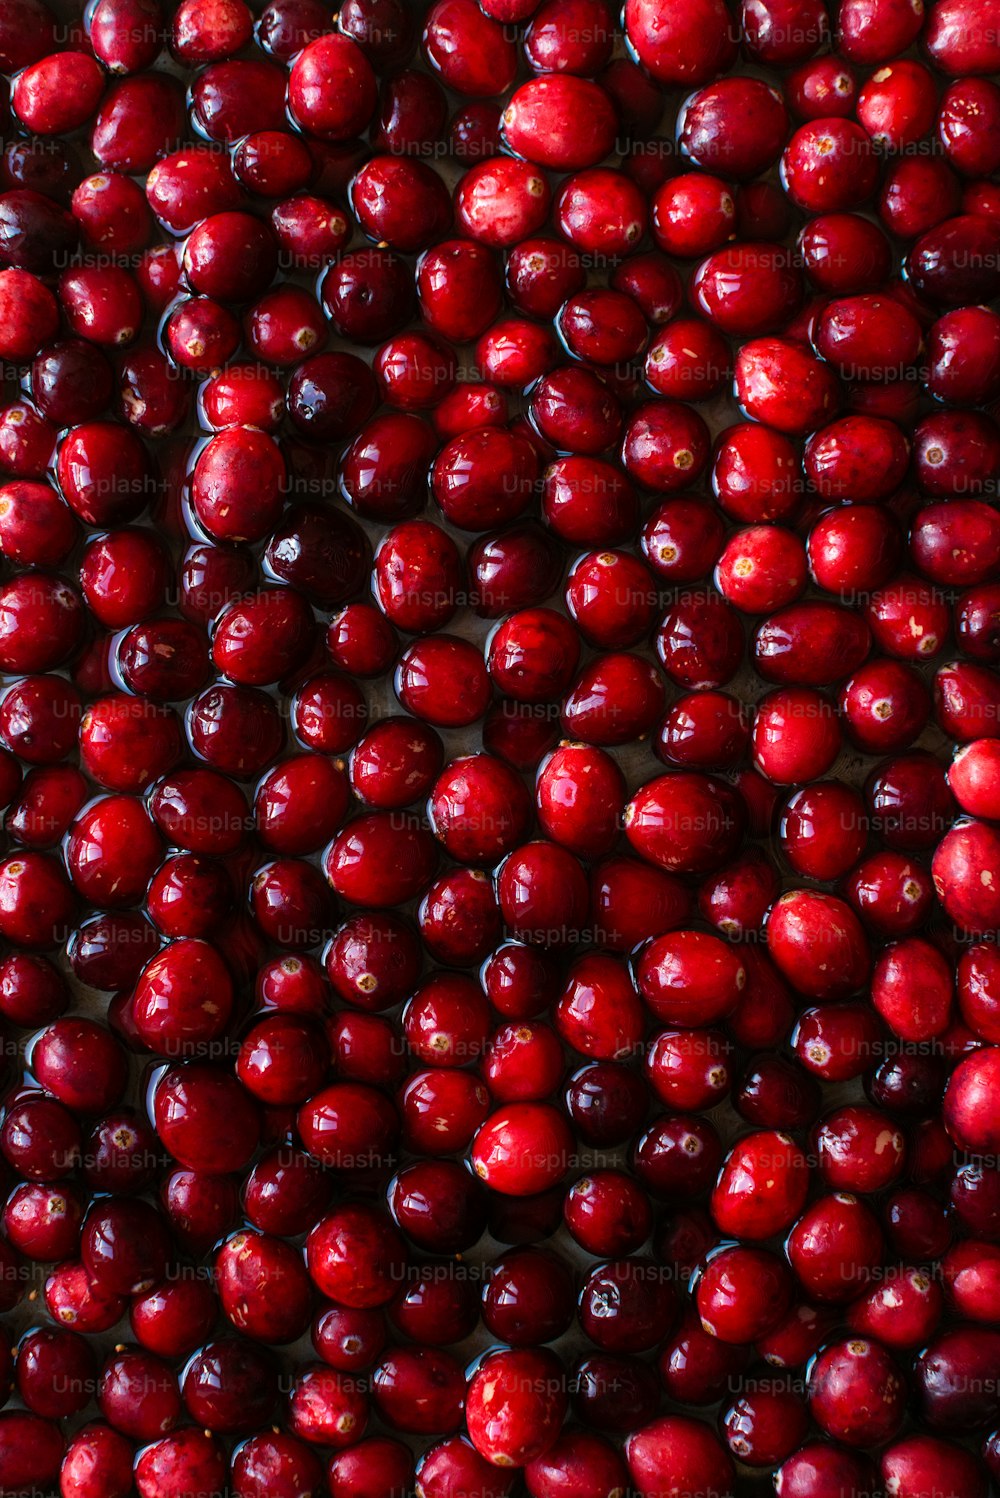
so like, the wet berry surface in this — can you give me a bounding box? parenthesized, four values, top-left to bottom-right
(1, 1, 1000, 1496)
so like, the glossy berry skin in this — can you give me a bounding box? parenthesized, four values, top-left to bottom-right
(721, 1379, 809, 1468)
(625, 1416, 735, 1498)
(808, 1338, 906, 1448)
(579, 1257, 675, 1355)
(848, 1264, 944, 1352)
(81, 1196, 171, 1297)
(735, 1056, 820, 1132)
(60, 1422, 134, 1498)
(696, 1244, 792, 1343)
(815, 1105, 906, 1193)
(933, 819, 1000, 932)
(766, 891, 870, 1001)
(307, 1204, 406, 1307)
(788, 1192, 885, 1303)
(626, 773, 745, 876)
(524, 1430, 627, 1498)
(779, 782, 868, 880)
(776, 1444, 879, 1498)
(131, 937, 234, 1055)
(712, 1130, 809, 1240)
(735, 337, 841, 435)
(3, 0, 1000, 1478)
(502, 76, 617, 172)
(472, 1104, 573, 1196)
(479, 1248, 573, 1350)
(636, 929, 746, 1028)
(466, 1348, 567, 1467)
(0, 1411, 65, 1497)
(135, 1427, 228, 1497)
(792, 1003, 882, 1087)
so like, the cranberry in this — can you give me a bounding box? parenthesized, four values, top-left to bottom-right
(711, 1129, 809, 1240)
(215, 1227, 312, 1344)
(749, 686, 838, 785)
(523, 0, 613, 69)
(572, 1351, 659, 1434)
(61, 1421, 135, 1498)
(181, 1340, 278, 1435)
(389, 1262, 477, 1347)
(555, 168, 647, 257)
(915, 1325, 1000, 1431)
(0, 0, 54, 70)
(624, 0, 736, 84)
(388, 1158, 486, 1253)
(787, 1190, 885, 1304)
(190, 427, 286, 545)
(158, 1165, 238, 1254)
(0, 953, 66, 1028)
(454, 158, 551, 250)
(915, 411, 1000, 499)
(869, 933, 952, 1042)
(371, 1346, 467, 1437)
(682, 81, 787, 181)
(15, 1323, 95, 1423)
(721, 1377, 809, 1468)
(776, 1444, 879, 1498)
(810, 1336, 907, 1448)
(525, 1431, 627, 1498)
(127, 1275, 215, 1363)
(311, 1300, 386, 1375)
(554, 952, 639, 1062)
(562, 1064, 644, 1152)
(813, 1104, 905, 1194)
(1, 131, 80, 205)
(733, 1055, 819, 1132)
(659, 1305, 748, 1407)
(779, 781, 868, 880)
(698, 851, 778, 940)
(694, 1242, 791, 1343)
(0, 1411, 64, 1496)
(784, 116, 878, 213)
(0, 187, 81, 277)
(153, 1061, 259, 1175)
(466, 1347, 567, 1467)
(926, 0, 1000, 74)
(693, 247, 799, 348)
(11, 49, 103, 135)
(767, 890, 871, 1001)
(134, 1428, 228, 1498)
(401, 970, 485, 1066)
(306, 1202, 406, 1307)
(0, 0, 997, 1470)
(579, 1256, 675, 1354)
(932, 817, 1000, 932)
(477, 1248, 572, 1349)
(858, 59, 937, 151)
(735, 335, 841, 436)
(342, 413, 438, 523)
(297, 1075, 398, 1170)
(472, 1102, 574, 1196)
(909, 214, 1000, 306)
(1, 1090, 81, 1183)
(730, 947, 797, 1048)
(743, 0, 827, 61)
(416, 868, 497, 958)
(227, 1434, 323, 1498)
(924, 310, 1000, 414)
(882, 1436, 989, 1498)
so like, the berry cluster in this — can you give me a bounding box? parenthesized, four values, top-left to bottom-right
(1, 0, 1000, 1495)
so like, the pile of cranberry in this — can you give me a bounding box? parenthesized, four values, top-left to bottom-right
(6, 0, 1000, 1493)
